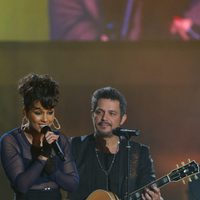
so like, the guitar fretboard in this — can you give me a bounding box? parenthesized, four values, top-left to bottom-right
(128, 175, 170, 200)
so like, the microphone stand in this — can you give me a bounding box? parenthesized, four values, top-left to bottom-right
(124, 134, 132, 200)
(122, 131, 140, 200)
(113, 128, 140, 199)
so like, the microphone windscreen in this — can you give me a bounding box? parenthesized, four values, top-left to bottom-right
(41, 126, 51, 134)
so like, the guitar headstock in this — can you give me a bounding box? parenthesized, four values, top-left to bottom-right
(169, 160, 199, 183)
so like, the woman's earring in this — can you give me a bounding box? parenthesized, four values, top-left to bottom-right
(21, 116, 29, 131)
(52, 117, 61, 130)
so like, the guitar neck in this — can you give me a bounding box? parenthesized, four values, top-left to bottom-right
(88, 160, 199, 200)
(129, 175, 170, 200)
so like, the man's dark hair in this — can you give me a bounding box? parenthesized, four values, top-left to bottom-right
(18, 73, 59, 110)
(91, 86, 127, 116)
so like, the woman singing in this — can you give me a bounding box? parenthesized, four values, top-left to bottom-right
(0, 73, 79, 200)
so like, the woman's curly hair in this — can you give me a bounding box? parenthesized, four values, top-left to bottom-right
(18, 73, 59, 110)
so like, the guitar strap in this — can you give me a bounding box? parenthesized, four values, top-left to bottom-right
(130, 142, 141, 177)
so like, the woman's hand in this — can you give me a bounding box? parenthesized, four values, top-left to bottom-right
(39, 131, 58, 159)
(45, 131, 59, 144)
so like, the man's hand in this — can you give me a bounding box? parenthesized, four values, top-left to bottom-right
(141, 186, 162, 200)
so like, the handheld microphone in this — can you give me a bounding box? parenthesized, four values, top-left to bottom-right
(112, 127, 140, 138)
(41, 126, 65, 161)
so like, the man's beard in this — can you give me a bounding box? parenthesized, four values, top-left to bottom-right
(95, 130, 113, 138)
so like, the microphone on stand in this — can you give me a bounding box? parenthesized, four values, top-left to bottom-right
(112, 127, 140, 138)
(41, 126, 65, 161)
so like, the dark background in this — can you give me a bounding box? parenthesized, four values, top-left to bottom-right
(0, 41, 200, 199)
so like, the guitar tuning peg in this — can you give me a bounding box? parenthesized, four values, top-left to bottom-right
(188, 158, 191, 163)
(194, 175, 199, 180)
(188, 177, 192, 182)
(182, 179, 186, 184)
(181, 161, 185, 166)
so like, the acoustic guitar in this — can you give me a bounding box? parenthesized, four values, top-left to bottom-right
(87, 160, 199, 200)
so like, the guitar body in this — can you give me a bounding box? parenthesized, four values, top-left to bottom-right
(86, 189, 119, 200)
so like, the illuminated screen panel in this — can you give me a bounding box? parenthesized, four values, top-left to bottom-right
(49, 0, 200, 41)
(0, 0, 199, 41)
